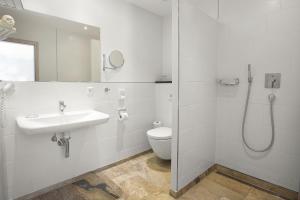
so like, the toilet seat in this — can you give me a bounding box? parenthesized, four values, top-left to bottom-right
(147, 127, 172, 140)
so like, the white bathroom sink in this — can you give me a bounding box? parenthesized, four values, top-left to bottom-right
(16, 110, 110, 135)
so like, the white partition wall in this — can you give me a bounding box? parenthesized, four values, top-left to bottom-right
(0, 133, 4, 200)
(171, 0, 179, 191)
(172, 0, 219, 191)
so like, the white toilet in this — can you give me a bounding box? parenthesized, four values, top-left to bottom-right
(147, 127, 172, 160)
(148, 84, 172, 160)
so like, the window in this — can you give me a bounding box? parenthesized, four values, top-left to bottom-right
(0, 39, 38, 81)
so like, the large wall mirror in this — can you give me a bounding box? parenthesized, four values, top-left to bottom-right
(0, 7, 101, 82)
(0, 0, 172, 83)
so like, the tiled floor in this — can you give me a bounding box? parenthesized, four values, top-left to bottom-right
(31, 152, 283, 200)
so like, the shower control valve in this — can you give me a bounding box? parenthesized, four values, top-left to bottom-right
(265, 73, 281, 89)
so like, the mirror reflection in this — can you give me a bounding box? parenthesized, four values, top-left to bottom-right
(109, 50, 124, 68)
(0, 7, 100, 82)
(0, 0, 172, 83)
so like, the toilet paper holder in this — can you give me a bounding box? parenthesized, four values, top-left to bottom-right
(118, 108, 129, 121)
(118, 108, 127, 112)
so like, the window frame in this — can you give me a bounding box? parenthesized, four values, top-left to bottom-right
(4, 38, 39, 81)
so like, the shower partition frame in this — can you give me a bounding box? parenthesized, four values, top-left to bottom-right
(170, 0, 180, 193)
(170, 0, 219, 194)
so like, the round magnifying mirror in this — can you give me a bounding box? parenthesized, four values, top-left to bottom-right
(109, 50, 124, 68)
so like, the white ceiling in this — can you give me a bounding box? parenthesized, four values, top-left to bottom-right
(126, 0, 171, 16)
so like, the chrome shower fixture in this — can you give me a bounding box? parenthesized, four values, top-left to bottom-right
(248, 64, 253, 83)
(265, 73, 281, 89)
(242, 65, 276, 152)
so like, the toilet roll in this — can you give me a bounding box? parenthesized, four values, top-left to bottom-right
(118, 112, 129, 121)
(153, 121, 162, 128)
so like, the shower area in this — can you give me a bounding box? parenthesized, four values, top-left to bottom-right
(171, 0, 300, 198)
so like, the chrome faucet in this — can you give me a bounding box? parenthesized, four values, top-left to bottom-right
(59, 101, 67, 113)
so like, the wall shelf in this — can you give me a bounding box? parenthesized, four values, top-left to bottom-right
(217, 78, 239, 86)
(155, 81, 172, 84)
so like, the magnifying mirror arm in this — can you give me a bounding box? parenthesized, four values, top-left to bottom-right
(103, 66, 115, 71)
(102, 54, 114, 71)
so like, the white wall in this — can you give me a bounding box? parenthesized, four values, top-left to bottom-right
(162, 15, 172, 80)
(21, 0, 164, 83)
(177, 0, 218, 190)
(155, 84, 172, 128)
(216, 0, 300, 192)
(187, 0, 219, 19)
(57, 30, 92, 82)
(2, 82, 155, 199)
(10, 11, 57, 81)
(90, 39, 101, 82)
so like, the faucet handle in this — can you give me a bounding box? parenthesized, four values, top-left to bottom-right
(65, 136, 71, 140)
(51, 134, 58, 142)
(59, 101, 67, 113)
(59, 101, 66, 108)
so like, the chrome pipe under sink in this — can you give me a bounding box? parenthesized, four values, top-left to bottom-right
(53, 133, 71, 158)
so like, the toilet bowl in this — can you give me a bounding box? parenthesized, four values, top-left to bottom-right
(147, 127, 172, 160)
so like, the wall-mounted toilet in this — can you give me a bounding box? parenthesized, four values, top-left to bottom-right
(148, 84, 172, 160)
(147, 127, 172, 160)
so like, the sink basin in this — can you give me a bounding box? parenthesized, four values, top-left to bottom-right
(16, 110, 110, 135)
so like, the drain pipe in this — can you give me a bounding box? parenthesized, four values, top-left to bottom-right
(52, 133, 71, 158)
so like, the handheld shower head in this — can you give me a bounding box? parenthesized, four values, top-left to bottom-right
(248, 64, 253, 83)
(0, 82, 15, 95)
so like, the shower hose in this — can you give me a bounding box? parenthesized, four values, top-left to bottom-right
(242, 81, 276, 152)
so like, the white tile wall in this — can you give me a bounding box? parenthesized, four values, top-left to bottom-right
(0, 129, 4, 200)
(177, 0, 218, 190)
(216, 0, 300, 192)
(162, 15, 173, 80)
(1, 82, 155, 199)
(155, 84, 173, 128)
(170, 0, 180, 192)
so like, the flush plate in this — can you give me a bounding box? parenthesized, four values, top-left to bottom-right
(265, 73, 281, 89)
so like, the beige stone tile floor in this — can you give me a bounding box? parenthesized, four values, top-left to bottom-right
(31, 152, 283, 200)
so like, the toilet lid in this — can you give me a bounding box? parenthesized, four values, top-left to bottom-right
(147, 127, 172, 140)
